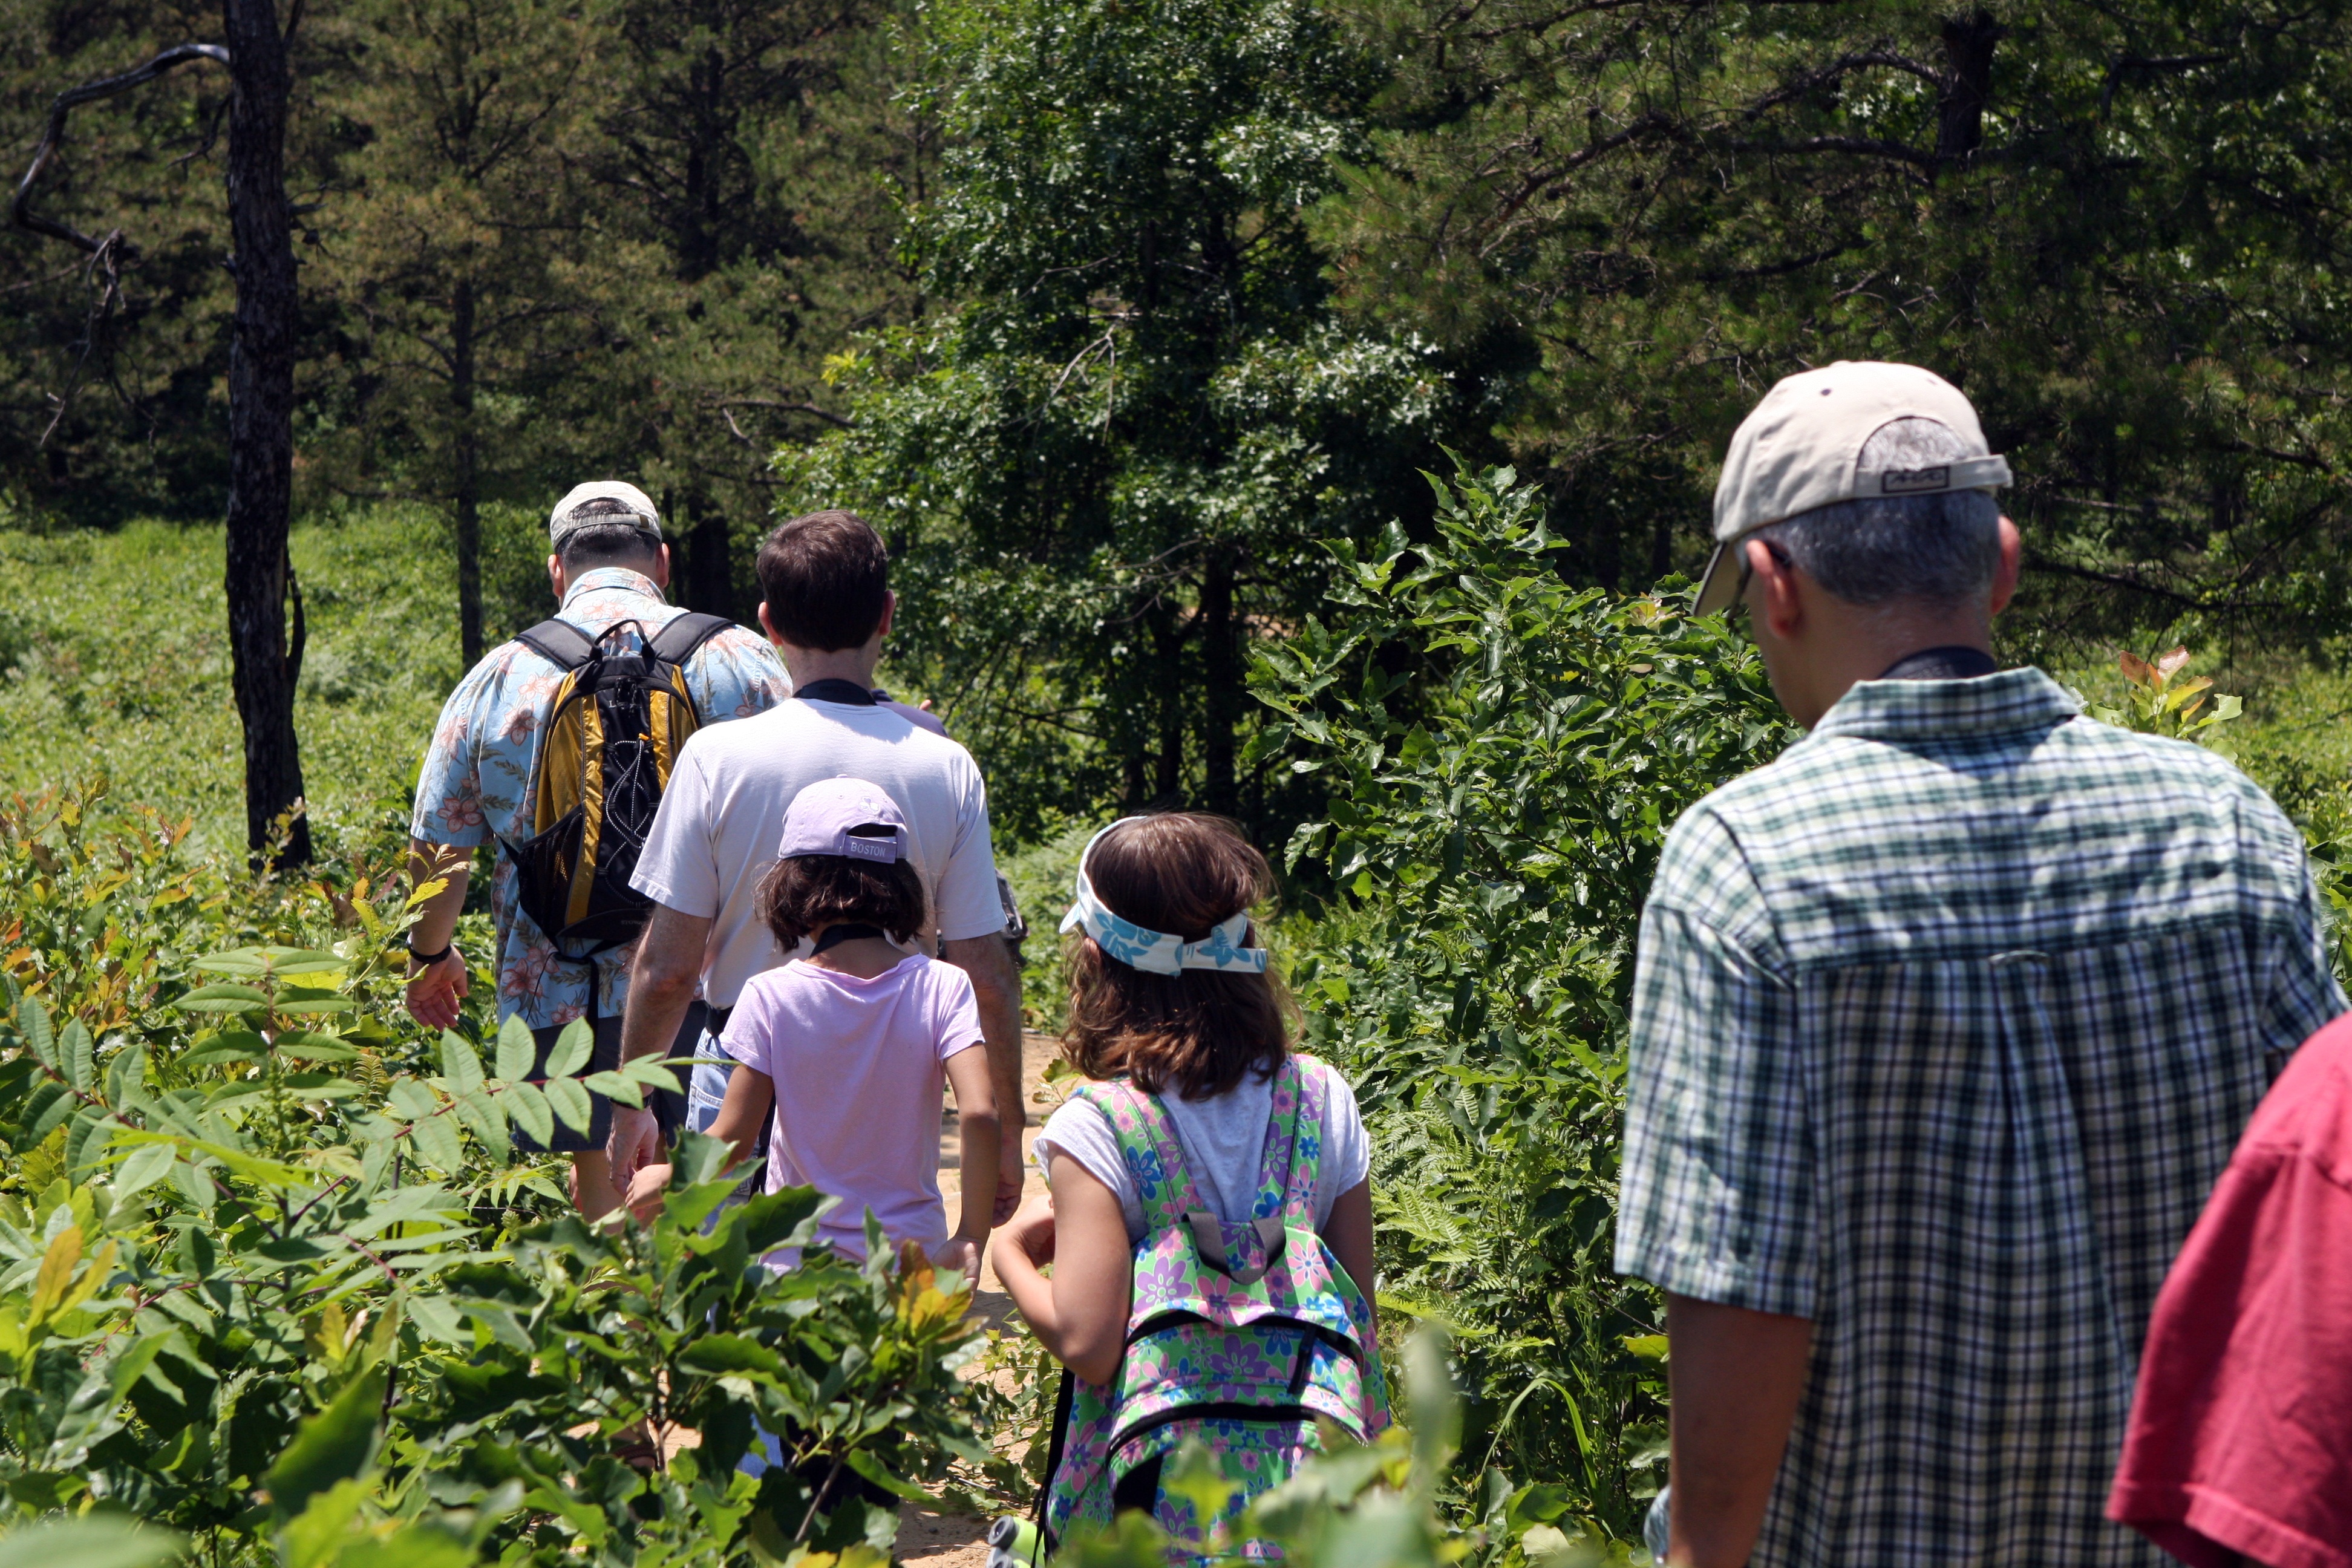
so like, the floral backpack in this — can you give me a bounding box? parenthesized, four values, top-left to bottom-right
(1034, 1054, 1389, 1560)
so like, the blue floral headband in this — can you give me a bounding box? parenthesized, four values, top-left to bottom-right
(1058, 817, 1271, 976)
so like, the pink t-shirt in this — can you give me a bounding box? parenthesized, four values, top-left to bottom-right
(720, 952, 984, 1260)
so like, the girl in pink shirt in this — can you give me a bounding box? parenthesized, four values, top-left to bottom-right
(625, 777, 998, 1282)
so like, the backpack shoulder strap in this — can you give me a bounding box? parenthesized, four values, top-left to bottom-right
(514, 618, 596, 671)
(1251, 1056, 1316, 1224)
(1067, 1079, 1205, 1235)
(648, 612, 733, 667)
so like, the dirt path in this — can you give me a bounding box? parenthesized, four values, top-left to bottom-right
(899, 1028, 1067, 1566)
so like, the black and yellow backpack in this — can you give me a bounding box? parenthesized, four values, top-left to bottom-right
(500, 613, 733, 961)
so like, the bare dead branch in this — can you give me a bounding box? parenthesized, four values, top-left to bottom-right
(713, 397, 854, 430)
(13, 42, 230, 253)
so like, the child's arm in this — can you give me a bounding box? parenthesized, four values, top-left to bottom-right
(621, 1063, 775, 1223)
(991, 1158, 1131, 1385)
(1321, 1178, 1377, 1338)
(932, 1045, 998, 1286)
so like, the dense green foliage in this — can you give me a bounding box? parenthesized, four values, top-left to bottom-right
(0, 786, 995, 1566)
(1321, 0, 2352, 647)
(785, 0, 1457, 839)
(1253, 461, 1791, 1540)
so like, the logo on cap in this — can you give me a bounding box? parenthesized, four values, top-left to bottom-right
(841, 835, 897, 863)
(1880, 466, 1952, 495)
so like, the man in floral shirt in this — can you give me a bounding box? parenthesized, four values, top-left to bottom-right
(403, 480, 788, 1215)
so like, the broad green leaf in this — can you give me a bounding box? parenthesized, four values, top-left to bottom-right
(503, 1080, 554, 1147)
(184, 1031, 269, 1065)
(265, 1364, 386, 1520)
(583, 1070, 644, 1108)
(276, 1033, 358, 1063)
(452, 1089, 508, 1155)
(189, 949, 267, 977)
(278, 1476, 368, 1568)
(385, 1077, 438, 1122)
(274, 989, 358, 1016)
(439, 1032, 485, 1093)
(402, 1292, 468, 1347)
(62, 1021, 93, 1093)
(111, 1143, 175, 1201)
(282, 1074, 367, 1102)
(543, 1018, 594, 1078)
(0, 1517, 181, 1568)
(407, 1112, 464, 1176)
(495, 1014, 537, 1082)
(543, 1076, 593, 1134)
(172, 983, 270, 1014)
(619, 1057, 680, 1092)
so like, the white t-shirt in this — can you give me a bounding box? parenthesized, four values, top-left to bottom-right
(721, 953, 982, 1260)
(1033, 1058, 1371, 1243)
(632, 696, 1005, 1007)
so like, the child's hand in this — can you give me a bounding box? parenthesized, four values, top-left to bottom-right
(999, 1192, 1056, 1268)
(929, 1232, 984, 1290)
(624, 1162, 673, 1224)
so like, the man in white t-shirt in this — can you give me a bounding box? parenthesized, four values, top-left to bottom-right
(608, 509, 1026, 1222)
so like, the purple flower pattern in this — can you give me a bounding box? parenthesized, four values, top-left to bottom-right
(409, 568, 789, 1029)
(1044, 1056, 1391, 1557)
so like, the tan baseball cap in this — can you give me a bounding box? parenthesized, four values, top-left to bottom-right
(549, 480, 662, 546)
(1695, 361, 2011, 615)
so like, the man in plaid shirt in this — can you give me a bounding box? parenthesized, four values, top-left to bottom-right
(1616, 362, 2343, 1567)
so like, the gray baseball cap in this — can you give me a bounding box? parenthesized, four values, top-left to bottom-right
(549, 480, 662, 547)
(1696, 362, 2011, 615)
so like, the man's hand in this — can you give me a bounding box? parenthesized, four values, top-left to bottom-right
(607, 1103, 663, 1194)
(404, 947, 468, 1031)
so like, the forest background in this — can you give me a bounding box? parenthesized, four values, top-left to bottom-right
(11, 0, 2352, 1561)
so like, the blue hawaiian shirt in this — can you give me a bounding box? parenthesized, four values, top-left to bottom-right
(411, 568, 790, 1029)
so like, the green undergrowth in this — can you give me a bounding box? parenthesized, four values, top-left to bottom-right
(0, 511, 462, 859)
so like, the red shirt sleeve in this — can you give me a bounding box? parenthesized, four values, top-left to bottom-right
(2108, 1015, 2352, 1568)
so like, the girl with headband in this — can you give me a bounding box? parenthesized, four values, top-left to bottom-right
(989, 813, 1385, 1564)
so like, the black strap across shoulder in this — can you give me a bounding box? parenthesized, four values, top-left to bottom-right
(514, 618, 598, 670)
(648, 611, 733, 666)
(515, 612, 734, 673)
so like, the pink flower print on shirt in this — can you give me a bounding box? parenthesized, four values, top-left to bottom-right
(501, 936, 560, 1004)
(436, 790, 486, 833)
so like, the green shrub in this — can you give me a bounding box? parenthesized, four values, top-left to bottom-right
(0, 789, 990, 1568)
(1252, 458, 1792, 1543)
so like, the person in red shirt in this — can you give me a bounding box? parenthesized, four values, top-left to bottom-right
(2108, 1012, 2352, 1568)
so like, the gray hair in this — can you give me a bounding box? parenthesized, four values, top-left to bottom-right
(558, 521, 662, 570)
(1751, 417, 2001, 606)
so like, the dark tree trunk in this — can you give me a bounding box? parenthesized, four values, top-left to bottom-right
(452, 276, 483, 663)
(1201, 550, 1238, 818)
(1937, 10, 2005, 164)
(1153, 607, 1184, 805)
(681, 492, 734, 616)
(221, 0, 308, 867)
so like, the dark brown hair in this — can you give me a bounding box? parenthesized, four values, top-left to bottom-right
(757, 510, 889, 652)
(1063, 814, 1296, 1100)
(759, 846, 928, 949)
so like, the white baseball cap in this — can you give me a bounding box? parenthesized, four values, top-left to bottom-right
(1695, 362, 2011, 615)
(549, 480, 663, 546)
